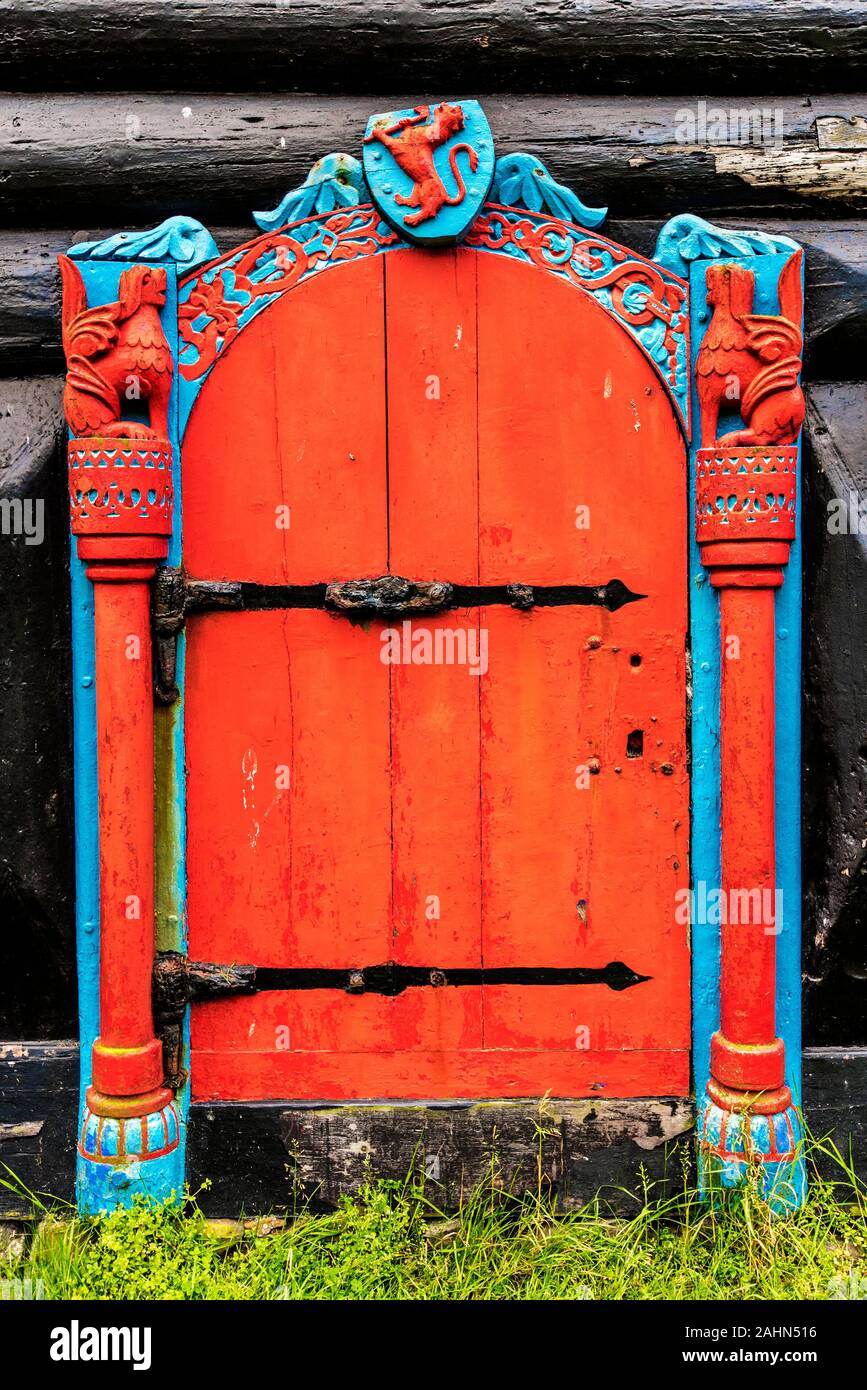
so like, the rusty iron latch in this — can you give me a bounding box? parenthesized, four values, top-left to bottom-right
(325, 575, 453, 615)
(153, 952, 256, 1090)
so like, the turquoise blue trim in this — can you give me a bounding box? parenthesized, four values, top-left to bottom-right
(698, 1097, 806, 1212)
(654, 214, 798, 281)
(76, 1099, 182, 1213)
(69, 216, 218, 271)
(254, 155, 367, 231)
(255, 150, 609, 239)
(688, 249, 803, 1130)
(687, 432, 721, 1105)
(490, 153, 607, 228)
(70, 555, 98, 1109)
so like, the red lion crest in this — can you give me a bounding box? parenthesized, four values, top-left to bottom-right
(363, 102, 479, 229)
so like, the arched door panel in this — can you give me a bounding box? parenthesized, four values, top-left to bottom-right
(182, 246, 690, 1101)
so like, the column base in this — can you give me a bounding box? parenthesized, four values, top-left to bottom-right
(76, 1091, 183, 1215)
(697, 1089, 806, 1213)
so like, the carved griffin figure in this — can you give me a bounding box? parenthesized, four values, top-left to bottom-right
(696, 250, 804, 448)
(59, 255, 173, 439)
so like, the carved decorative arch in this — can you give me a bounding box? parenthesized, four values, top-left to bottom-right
(176, 205, 690, 433)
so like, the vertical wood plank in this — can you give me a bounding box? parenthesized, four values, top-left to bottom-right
(476, 256, 690, 1057)
(185, 610, 391, 971)
(385, 248, 479, 581)
(385, 249, 482, 1029)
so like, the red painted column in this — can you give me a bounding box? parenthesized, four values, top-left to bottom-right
(69, 439, 175, 1125)
(696, 444, 797, 1119)
(712, 571, 788, 1110)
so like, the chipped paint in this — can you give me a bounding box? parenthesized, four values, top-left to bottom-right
(712, 145, 866, 201)
(241, 747, 261, 848)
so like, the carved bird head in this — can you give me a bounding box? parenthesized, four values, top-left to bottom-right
(116, 264, 168, 319)
(705, 261, 755, 318)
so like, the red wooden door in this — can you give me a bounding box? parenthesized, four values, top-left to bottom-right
(181, 246, 690, 1101)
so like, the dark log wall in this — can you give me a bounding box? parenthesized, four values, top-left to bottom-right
(0, 378, 76, 1036)
(1, 1, 865, 1058)
(2, 2, 863, 95)
(4, 93, 867, 228)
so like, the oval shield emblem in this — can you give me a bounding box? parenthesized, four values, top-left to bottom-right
(363, 100, 495, 246)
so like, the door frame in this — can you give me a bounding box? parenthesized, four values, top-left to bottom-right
(59, 103, 806, 1212)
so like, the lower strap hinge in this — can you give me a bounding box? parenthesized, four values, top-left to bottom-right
(152, 952, 257, 1089)
(152, 568, 242, 704)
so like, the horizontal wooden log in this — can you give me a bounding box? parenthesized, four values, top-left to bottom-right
(0, 1042, 77, 1213)
(187, 1097, 695, 1212)
(2, 220, 862, 376)
(1, 2, 864, 96)
(803, 1049, 867, 1179)
(2, 93, 866, 232)
(0, 377, 77, 1043)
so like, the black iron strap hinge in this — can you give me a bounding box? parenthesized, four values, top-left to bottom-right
(152, 567, 644, 703)
(152, 568, 243, 704)
(152, 952, 650, 1089)
(153, 952, 256, 1090)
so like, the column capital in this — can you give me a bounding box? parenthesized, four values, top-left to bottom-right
(696, 445, 797, 582)
(68, 437, 173, 566)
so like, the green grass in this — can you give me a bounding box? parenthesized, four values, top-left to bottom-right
(2, 1136, 865, 1300)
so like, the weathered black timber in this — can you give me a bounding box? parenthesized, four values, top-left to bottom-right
(0, 379, 76, 1038)
(2, 220, 865, 376)
(3, 93, 865, 230)
(1, 2, 863, 97)
(0, 1042, 77, 1213)
(803, 1049, 867, 1181)
(803, 383, 867, 1045)
(187, 1097, 696, 1213)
